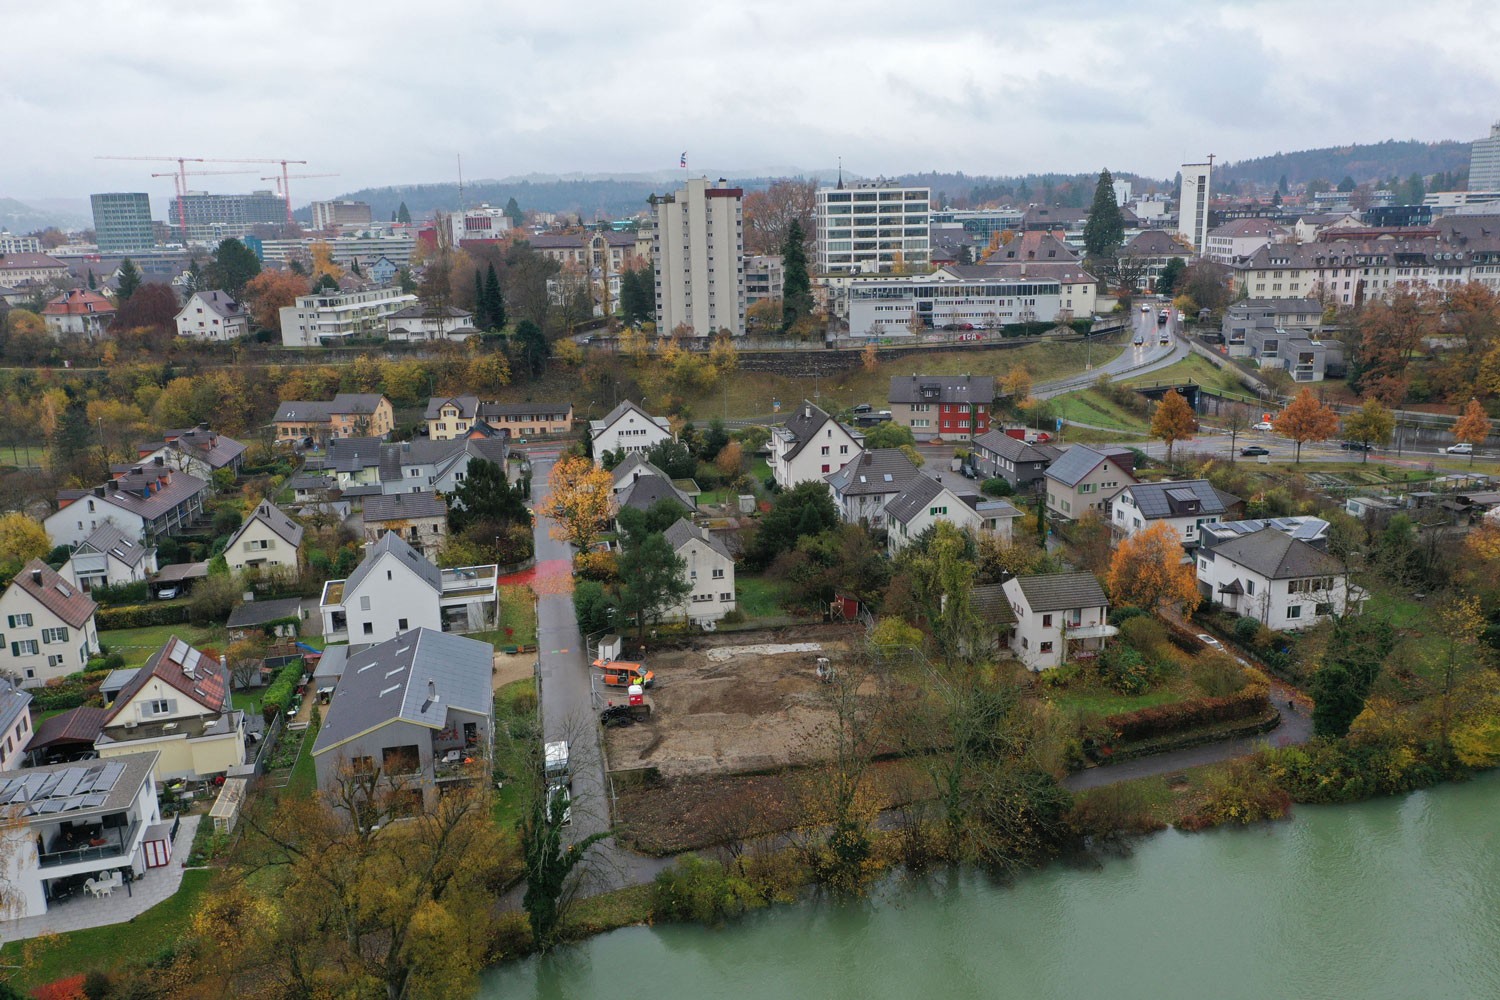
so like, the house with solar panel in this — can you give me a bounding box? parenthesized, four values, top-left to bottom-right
(311, 629, 494, 813)
(1110, 480, 1243, 550)
(0, 560, 101, 688)
(0, 751, 166, 918)
(93, 636, 247, 783)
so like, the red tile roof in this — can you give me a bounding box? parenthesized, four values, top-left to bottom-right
(106, 636, 229, 722)
(42, 289, 116, 316)
(10, 559, 98, 629)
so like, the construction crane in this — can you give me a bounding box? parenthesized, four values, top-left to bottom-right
(208, 158, 309, 223)
(95, 155, 207, 239)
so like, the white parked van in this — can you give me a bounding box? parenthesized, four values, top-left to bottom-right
(544, 740, 571, 787)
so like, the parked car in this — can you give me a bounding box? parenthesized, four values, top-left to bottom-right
(1240, 445, 1270, 457)
(1448, 442, 1474, 454)
(1252, 420, 1275, 431)
(156, 586, 179, 601)
(546, 784, 572, 826)
(1196, 634, 1225, 652)
(1340, 441, 1373, 451)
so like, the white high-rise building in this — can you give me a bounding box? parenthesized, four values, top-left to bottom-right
(816, 181, 931, 275)
(1178, 162, 1212, 255)
(650, 177, 745, 337)
(1469, 122, 1500, 193)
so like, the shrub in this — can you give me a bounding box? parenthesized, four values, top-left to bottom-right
(1108, 605, 1148, 627)
(1067, 781, 1168, 838)
(651, 853, 762, 926)
(1103, 683, 1269, 743)
(261, 659, 304, 721)
(89, 580, 151, 605)
(1097, 644, 1151, 694)
(980, 477, 1013, 497)
(1178, 759, 1291, 831)
(96, 602, 190, 630)
(573, 550, 618, 582)
(1232, 616, 1262, 644)
(1190, 652, 1249, 698)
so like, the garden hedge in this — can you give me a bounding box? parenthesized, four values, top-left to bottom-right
(96, 603, 190, 630)
(261, 659, 304, 721)
(1103, 683, 1269, 743)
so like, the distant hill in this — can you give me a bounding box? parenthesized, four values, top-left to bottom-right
(0, 196, 89, 233)
(1216, 139, 1471, 189)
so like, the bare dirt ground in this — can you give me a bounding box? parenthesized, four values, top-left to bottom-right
(492, 652, 535, 691)
(604, 624, 863, 779)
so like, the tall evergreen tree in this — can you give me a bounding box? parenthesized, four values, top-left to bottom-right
(484, 263, 506, 330)
(203, 238, 261, 298)
(515, 319, 549, 377)
(1083, 169, 1125, 258)
(87, 270, 96, 290)
(780, 219, 813, 331)
(397, 201, 412, 225)
(473, 268, 485, 326)
(116, 257, 141, 303)
(504, 197, 523, 227)
(52, 391, 95, 473)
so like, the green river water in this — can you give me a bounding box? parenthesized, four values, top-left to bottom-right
(482, 770, 1500, 1000)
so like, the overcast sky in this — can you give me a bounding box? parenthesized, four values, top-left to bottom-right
(6, 0, 1500, 210)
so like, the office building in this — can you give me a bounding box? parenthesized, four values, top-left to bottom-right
(816, 181, 931, 274)
(0, 232, 42, 255)
(1469, 122, 1500, 193)
(650, 177, 746, 337)
(169, 190, 286, 242)
(744, 254, 785, 307)
(90, 193, 155, 253)
(446, 204, 514, 243)
(1178, 162, 1212, 254)
(311, 200, 373, 231)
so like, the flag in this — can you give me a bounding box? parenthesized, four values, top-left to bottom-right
(679, 152, 687, 168)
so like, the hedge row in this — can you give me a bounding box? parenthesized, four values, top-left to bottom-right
(1104, 683, 1269, 743)
(96, 603, 191, 630)
(261, 659, 304, 721)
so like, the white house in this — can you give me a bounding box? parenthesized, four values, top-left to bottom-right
(589, 400, 673, 465)
(1111, 480, 1242, 549)
(0, 677, 32, 771)
(136, 426, 246, 482)
(42, 289, 116, 338)
(0, 560, 101, 688)
(769, 401, 864, 489)
(1002, 572, 1117, 671)
(0, 751, 165, 918)
(93, 636, 247, 783)
(45, 462, 209, 549)
(320, 533, 444, 644)
(1043, 445, 1139, 521)
(824, 448, 922, 528)
(222, 501, 304, 575)
(174, 290, 250, 341)
(1196, 526, 1358, 631)
(664, 518, 735, 624)
(884, 476, 983, 555)
(60, 523, 158, 593)
(279, 287, 418, 347)
(385, 304, 477, 341)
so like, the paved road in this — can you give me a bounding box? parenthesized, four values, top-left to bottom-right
(1034, 300, 1187, 400)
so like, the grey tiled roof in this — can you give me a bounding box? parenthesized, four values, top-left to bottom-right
(342, 532, 442, 596)
(973, 430, 1053, 465)
(1206, 527, 1344, 580)
(325, 437, 385, 472)
(884, 475, 950, 526)
(74, 522, 151, 568)
(0, 677, 30, 741)
(887, 374, 995, 406)
(312, 629, 493, 757)
(225, 500, 305, 550)
(618, 474, 693, 514)
(825, 449, 921, 497)
(663, 517, 733, 561)
(1120, 480, 1239, 520)
(971, 583, 1017, 627)
(424, 395, 480, 420)
(1014, 572, 1109, 612)
(363, 490, 448, 522)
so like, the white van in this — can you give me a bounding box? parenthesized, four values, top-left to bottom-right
(544, 741, 571, 787)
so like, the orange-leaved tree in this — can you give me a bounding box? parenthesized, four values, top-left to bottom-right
(537, 454, 615, 551)
(1150, 389, 1197, 465)
(243, 269, 310, 334)
(1107, 521, 1200, 616)
(1273, 388, 1339, 463)
(1453, 398, 1492, 466)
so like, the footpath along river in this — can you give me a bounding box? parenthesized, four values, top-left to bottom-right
(481, 769, 1500, 1000)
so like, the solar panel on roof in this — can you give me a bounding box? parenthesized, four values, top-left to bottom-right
(52, 769, 84, 798)
(37, 799, 67, 813)
(81, 792, 109, 808)
(183, 648, 202, 675)
(167, 640, 185, 664)
(95, 762, 125, 792)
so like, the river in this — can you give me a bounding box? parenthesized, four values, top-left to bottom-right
(481, 770, 1500, 999)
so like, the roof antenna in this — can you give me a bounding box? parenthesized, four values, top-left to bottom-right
(837, 157, 844, 191)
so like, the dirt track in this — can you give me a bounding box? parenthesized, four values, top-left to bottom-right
(604, 625, 862, 778)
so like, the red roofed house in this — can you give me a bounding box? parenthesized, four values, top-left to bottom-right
(94, 635, 247, 782)
(0, 559, 101, 688)
(42, 288, 116, 338)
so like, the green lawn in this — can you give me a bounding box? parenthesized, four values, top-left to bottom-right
(1, 870, 216, 991)
(469, 584, 539, 649)
(286, 725, 318, 797)
(100, 622, 223, 666)
(1054, 388, 1152, 434)
(1047, 686, 1187, 720)
(231, 690, 262, 715)
(1123, 353, 1242, 392)
(1362, 582, 1446, 679)
(737, 574, 792, 620)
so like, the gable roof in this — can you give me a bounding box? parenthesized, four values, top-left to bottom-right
(825, 448, 922, 497)
(1013, 572, 1109, 612)
(0, 252, 67, 273)
(593, 399, 668, 435)
(0, 676, 30, 738)
(154, 426, 247, 469)
(887, 374, 995, 406)
(362, 490, 448, 522)
(226, 597, 306, 629)
(1120, 479, 1240, 519)
(1207, 527, 1344, 580)
(86, 467, 208, 520)
(1121, 229, 1190, 256)
(25, 706, 108, 752)
(325, 436, 385, 472)
(74, 522, 151, 569)
(312, 628, 493, 756)
(184, 290, 246, 320)
(226, 500, 304, 551)
(342, 532, 442, 596)
(424, 395, 480, 420)
(885, 475, 971, 526)
(775, 400, 861, 463)
(971, 583, 1017, 627)
(274, 394, 388, 424)
(43, 288, 116, 316)
(663, 517, 733, 560)
(611, 453, 672, 490)
(8, 559, 98, 629)
(618, 473, 693, 514)
(973, 430, 1054, 464)
(1044, 445, 1135, 488)
(106, 636, 229, 721)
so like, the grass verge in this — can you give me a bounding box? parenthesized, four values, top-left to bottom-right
(100, 623, 222, 666)
(736, 574, 791, 620)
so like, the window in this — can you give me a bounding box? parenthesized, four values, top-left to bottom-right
(146, 698, 174, 716)
(720, 592, 732, 602)
(398, 618, 409, 631)
(1246, 580, 1256, 595)
(360, 596, 371, 611)
(10, 640, 38, 656)
(351, 755, 374, 774)
(712, 568, 724, 579)
(47, 654, 64, 668)
(1286, 605, 1303, 620)
(381, 745, 421, 775)
(1042, 614, 1053, 628)
(1079, 483, 1096, 494)
(1039, 641, 1054, 654)
(363, 622, 374, 635)
(929, 506, 948, 516)
(6, 614, 32, 629)
(821, 446, 830, 456)
(41, 627, 69, 644)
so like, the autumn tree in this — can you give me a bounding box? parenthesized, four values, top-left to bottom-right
(1107, 521, 1200, 615)
(743, 178, 816, 256)
(1452, 397, 1492, 465)
(110, 282, 179, 334)
(1274, 388, 1340, 463)
(243, 269, 311, 333)
(1150, 389, 1197, 464)
(1341, 397, 1395, 462)
(309, 241, 345, 284)
(536, 454, 615, 551)
(0, 513, 49, 581)
(1001, 366, 1033, 409)
(715, 439, 744, 479)
(1354, 288, 1435, 405)
(1437, 282, 1500, 400)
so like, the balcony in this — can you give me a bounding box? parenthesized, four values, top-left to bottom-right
(39, 820, 140, 869)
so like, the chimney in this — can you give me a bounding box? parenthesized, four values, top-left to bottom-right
(93, 485, 106, 498)
(427, 679, 439, 703)
(31, 568, 42, 585)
